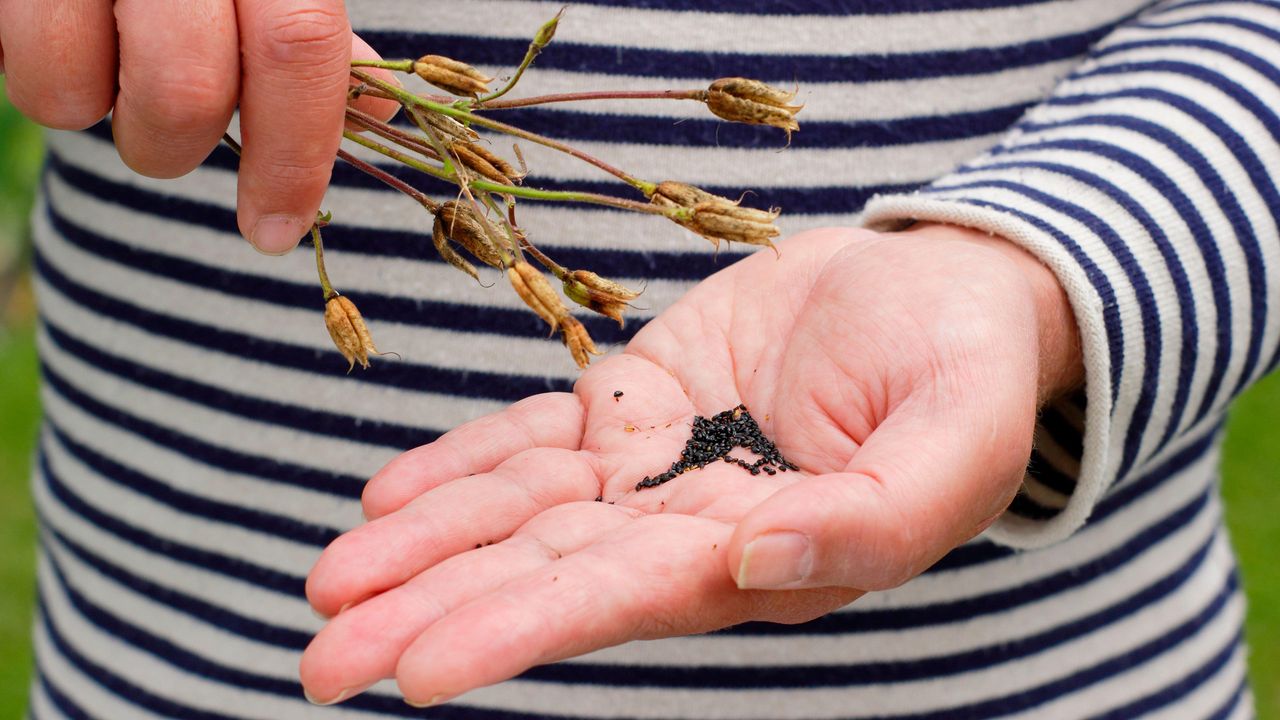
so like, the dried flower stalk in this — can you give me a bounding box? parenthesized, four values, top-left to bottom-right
(257, 9, 801, 370)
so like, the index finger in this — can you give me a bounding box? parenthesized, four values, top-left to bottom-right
(235, 0, 351, 254)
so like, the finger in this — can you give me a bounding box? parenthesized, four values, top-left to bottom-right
(111, 0, 239, 178)
(0, 0, 117, 129)
(347, 33, 398, 126)
(362, 391, 585, 520)
(235, 0, 351, 254)
(394, 514, 859, 706)
(300, 501, 641, 705)
(307, 446, 600, 617)
(729, 388, 1037, 592)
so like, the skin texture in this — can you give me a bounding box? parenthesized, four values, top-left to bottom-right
(0, 0, 400, 254)
(301, 223, 1083, 707)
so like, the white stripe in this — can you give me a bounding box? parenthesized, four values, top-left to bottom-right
(1144, 642, 1249, 720)
(348, 0, 1147, 55)
(37, 326, 398, 481)
(37, 375, 362, 532)
(40, 426, 322, 579)
(34, 464, 316, 629)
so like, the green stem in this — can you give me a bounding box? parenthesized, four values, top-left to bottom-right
(475, 9, 562, 105)
(350, 58, 415, 73)
(349, 69, 656, 195)
(343, 129, 682, 217)
(313, 226, 337, 301)
(346, 107, 441, 161)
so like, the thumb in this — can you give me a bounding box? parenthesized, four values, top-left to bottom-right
(728, 398, 1033, 591)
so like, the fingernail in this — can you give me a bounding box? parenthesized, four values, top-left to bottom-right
(249, 214, 307, 255)
(304, 684, 365, 706)
(737, 531, 811, 589)
(406, 693, 448, 708)
(310, 606, 332, 621)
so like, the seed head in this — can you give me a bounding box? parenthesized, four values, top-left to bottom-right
(413, 108, 479, 144)
(450, 142, 522, 185)
(563, 270, 639, 326)
(433, 201, 505, 280)
(508, 261, 567, 332)
(559, 316, 601, 369)
(324, 294, 381, 372)
(650, 181, 781, 249)
(705, 78, 802, 135)
(414, 55, 494, 98)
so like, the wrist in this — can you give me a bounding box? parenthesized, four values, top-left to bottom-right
(902, 222, 1084, 405)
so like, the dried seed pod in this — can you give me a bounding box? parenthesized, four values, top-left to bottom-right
(433, 201, 505, 279)
(650, 181, 781, 248)
(649, 181, 722, 210)
(705, 78, 802, 134)
(324, 294, 381, 371)
(413, 55, 494, 97)
(688, 202, 781, 248)
(560, 316, 601, 369)
(414, 108, 479, 143)
(450, 142, 521, 185)
(508, 260, 567, 332)
(563, 270, 640, 326)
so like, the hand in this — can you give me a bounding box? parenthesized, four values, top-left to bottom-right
(0, 0, 398, 253)
(300, 224, 1082, 706)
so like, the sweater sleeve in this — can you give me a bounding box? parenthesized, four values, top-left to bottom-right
(860, 0, 1280, 549)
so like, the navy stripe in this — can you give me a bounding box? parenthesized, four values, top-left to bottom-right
(34, 671, 96, 720)
(35, 228, 578, 405)
(426, 103, 1029, 150)
(42, 523, 313, 650)
(360, 25, 1115, 83)
(1016, 113, 1255, 452)
(71, 125, 910, 217)
(1080, 47, 1277, 387)
(42, 316, 428, 453)
(38, 351, 367, 498)
(38, 439, 308, 597)
(962, 151, 1200, 480)
(1087, 629, 1243, 720)
(1206, 676, 1250, 720)
(40, 498, 1219, 692)
(44, 419, 341, 548)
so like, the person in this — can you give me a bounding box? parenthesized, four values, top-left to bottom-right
(2, 0, 1272, 717)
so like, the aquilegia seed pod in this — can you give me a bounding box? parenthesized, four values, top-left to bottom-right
(324, 294, 381, 372)
(413, 55, 494, 97)
(705, 78, 802, 134)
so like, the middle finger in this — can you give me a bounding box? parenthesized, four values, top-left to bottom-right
(112, 0, 239, 178)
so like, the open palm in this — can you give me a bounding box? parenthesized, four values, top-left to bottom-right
(300, 224, 1079, 707)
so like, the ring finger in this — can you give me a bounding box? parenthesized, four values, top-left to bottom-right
(0, 0, 117, 129)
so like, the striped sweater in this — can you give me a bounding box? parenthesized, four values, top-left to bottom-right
(27, 0, 1276, 718)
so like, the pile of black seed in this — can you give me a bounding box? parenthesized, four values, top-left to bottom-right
(635, 404, 798, 491)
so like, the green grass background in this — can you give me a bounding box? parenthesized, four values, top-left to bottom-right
(0, 82, 1277, 719)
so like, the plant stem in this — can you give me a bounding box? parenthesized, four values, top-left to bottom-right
(346, 107, 441, 161)
(478, 88, 707, 111)
(335, 148, 440, 212)
(475, 8, 562, 105)
(350, 58, 415, 73)
(350, 69, 656, 194)
(344, 129, 682, 217)
(313, 226, 337, 301)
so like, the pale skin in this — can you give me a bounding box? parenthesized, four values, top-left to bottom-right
(0, 0, 399, 254)
(302, 223, 1084, 707)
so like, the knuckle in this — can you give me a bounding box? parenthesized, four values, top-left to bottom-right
(138, 65, 235, 130)
(257, 4, 349, 68)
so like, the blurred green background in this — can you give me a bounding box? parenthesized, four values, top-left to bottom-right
(1, 80, 1277, 718)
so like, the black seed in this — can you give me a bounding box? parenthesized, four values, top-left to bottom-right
(613, 391, 624, 399)
(633, 403, 797, 490)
